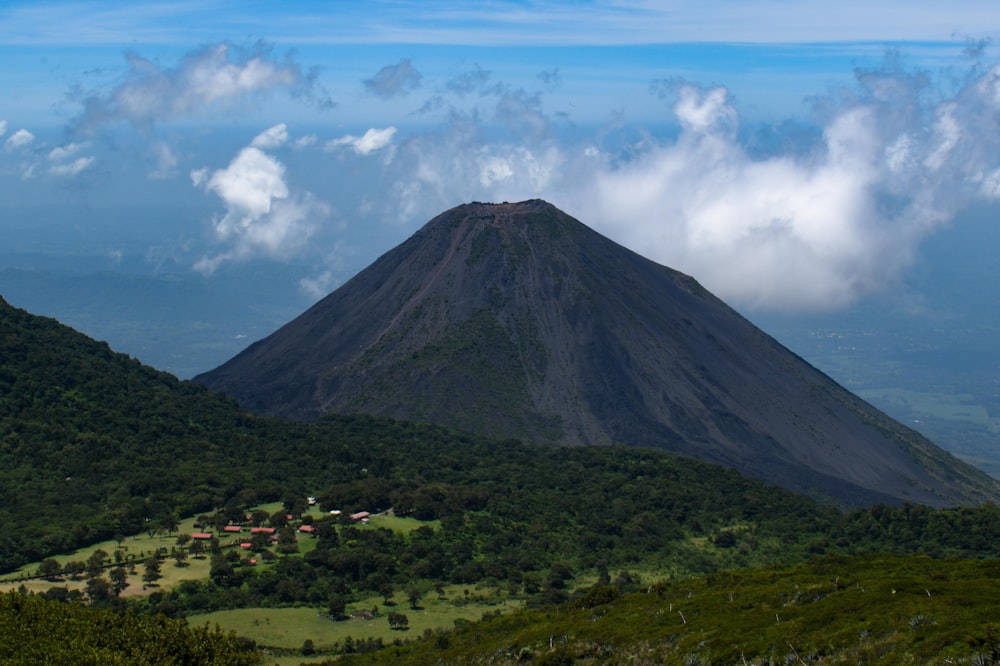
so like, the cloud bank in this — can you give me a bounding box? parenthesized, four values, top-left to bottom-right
(13, 42, 1000, 313)
(364, 56, 1000, 311)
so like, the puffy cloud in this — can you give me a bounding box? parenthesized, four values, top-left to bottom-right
(5, 128, 34, 148)
(370, 55, 1000, 311)
(73, 42, 325, 133)
(363, 58, 422, 98)
(568, 64, 1000, 310)
(325, 127, 397, 155)
(205, 147, 287, 219)
(193, 138, 330, 273)
(250, 123, 289, 149)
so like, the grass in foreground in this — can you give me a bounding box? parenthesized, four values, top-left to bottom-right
(337, 554, 1000, 665)
(192, 585, 520, 655)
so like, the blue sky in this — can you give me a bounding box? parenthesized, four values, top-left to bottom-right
(3, 0, 1000, 319)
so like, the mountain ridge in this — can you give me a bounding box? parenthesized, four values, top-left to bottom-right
(195, 200, 1000, 508)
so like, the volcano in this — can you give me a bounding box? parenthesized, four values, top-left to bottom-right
(195, 200, 999, 507)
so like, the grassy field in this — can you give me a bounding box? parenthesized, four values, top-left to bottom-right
(0, 504, 543, 662)
(0, 511, 223, 595)
(0, 503, 437, 590)
(192, 585, 520, 661)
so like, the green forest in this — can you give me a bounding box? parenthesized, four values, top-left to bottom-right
(5, 294, 1000, 663)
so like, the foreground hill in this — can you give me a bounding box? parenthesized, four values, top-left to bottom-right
(338, 554, 1000, 665)
(11, 295, 1000, 664)
(196, 200, 999, 508)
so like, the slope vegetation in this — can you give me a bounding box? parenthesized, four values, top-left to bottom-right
(338, 554, 1000, 665)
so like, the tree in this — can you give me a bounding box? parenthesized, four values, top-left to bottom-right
(172, 548, 188, 567)
(109, 566, 128, 596)
(63, 560, 85, 580)
(86, 549, 108, 579)
(301, 639, 315, 656)
(387, 611, 409, 630)
(249, 533, 270, 552)
(328, 595, 347, 620)
(37, 558, 62, 580)
(407, 585, 424, 610)
(162, 512, 179, 535)
(142, 556, 161, 588)
(315, 518, 339, 546)
(189, 540, 205, 559)
(276, 525, 298, 555)
(85, 575, 111, 603)
(209, 554, 238, 587)
(270, 510, 288, 529)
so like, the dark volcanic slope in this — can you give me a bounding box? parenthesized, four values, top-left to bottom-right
(196, 200, 1000, 507)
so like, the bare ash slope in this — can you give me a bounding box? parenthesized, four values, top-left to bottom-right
(196, 200, 1000, 508)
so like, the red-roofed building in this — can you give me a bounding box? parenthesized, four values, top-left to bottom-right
(298, 524, 316, 534)
(191, 532, 213, 540)
(223, 525, 242, 533)
(250, 527, 276, 535)
(350, 511, 370, 522)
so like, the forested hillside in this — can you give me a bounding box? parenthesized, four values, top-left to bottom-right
(9, 294, 1000, 663)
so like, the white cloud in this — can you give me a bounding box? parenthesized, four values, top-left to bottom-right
(48, 142, 87, 161)
(205, 147, 288, 221)
(369, 55, 1000, 311)
(325, 127, 397, 155)
(250, 123, 289, 149)
(49, 156, 95, 177)
(73, 42, 324, 133)
(0, 120, 7, 136)
(5, 128, 34, 148)
(193, 141, 330, 273)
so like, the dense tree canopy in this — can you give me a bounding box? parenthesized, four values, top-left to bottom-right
(0, 591, 259, 665)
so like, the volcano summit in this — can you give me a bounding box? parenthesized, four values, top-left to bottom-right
(196, 200, 999, 507)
